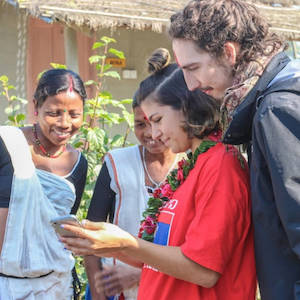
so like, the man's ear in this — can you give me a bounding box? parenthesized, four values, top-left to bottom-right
(224, 42, 240, 66)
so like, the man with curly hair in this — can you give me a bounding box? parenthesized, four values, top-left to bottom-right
(169, 1, 300, 300)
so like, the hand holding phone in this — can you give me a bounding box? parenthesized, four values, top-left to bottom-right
(51, 214, 82, 237)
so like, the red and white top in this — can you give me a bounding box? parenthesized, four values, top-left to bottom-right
(138, 143, 256, 300)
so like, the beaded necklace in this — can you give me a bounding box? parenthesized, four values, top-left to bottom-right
(32, 124, 66, 158)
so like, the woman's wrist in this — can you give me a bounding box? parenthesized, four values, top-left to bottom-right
(120, 232, 139, 250)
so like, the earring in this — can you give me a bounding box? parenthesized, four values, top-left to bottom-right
(34, 111, 38, 116)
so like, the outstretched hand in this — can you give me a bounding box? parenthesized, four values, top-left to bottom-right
(59, 220, 138, 257)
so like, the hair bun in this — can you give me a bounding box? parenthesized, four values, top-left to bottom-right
(147, 48, 171, 74)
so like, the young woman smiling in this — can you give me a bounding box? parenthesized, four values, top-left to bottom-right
(0, 69, 87, 299)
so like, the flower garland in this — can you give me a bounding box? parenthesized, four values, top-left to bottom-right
(138, 140, 217, 242)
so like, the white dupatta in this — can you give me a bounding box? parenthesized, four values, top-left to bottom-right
(0, 126, 75, 299)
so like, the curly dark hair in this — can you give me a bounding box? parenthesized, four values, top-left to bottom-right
(147, 69, 220, 139)
(34, 69, 87, 107)
(169, 0, 285, 75)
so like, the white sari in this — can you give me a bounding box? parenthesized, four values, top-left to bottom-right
(0, 126, 76, 299)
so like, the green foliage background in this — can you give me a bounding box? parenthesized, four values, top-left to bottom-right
(70, 36, 134, 298)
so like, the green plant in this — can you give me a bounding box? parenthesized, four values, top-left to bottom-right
(73, 36, 134, 216)
(0, 75, 28, 127)
(48, 37, 134, 219)
(70, 36, 134, 298)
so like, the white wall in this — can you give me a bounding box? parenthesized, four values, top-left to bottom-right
(64, 27, 79, 73)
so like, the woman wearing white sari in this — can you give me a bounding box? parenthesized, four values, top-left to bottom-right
(0, 69, 87, 299)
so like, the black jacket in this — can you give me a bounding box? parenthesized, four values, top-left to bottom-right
(224, 52, 300, 300)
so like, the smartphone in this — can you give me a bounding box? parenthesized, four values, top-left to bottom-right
(50, 214, 82, 237)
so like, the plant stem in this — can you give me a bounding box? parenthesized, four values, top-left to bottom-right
(89, 43, 108, 129)
(122, 124, 131, 148)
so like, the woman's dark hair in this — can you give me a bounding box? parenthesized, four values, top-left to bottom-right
(154, 69, 220, 139)
(133, 48, 178, 108)
(169, 0, 285, 75)
(34, 69, 87, 107)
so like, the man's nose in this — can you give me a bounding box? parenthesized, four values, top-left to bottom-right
(184, 72, 200, 91)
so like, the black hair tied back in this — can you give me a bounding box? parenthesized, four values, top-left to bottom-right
(133, 48, 178, 108)
(147, 48, 171, 74)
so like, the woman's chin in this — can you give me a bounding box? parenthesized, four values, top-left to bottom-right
(147, 145, 167, 154)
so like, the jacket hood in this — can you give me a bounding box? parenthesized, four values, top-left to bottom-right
(223, 52, 297, 145)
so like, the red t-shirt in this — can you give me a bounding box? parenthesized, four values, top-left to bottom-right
(138, 143, 256, 300)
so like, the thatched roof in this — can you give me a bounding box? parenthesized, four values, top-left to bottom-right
(5, 0, 300, 40)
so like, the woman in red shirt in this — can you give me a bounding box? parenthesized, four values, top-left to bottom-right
(61, 61, 256, 300)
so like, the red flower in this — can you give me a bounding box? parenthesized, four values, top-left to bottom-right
(161, 183, 174, 199)
(177, 168, 184, 183)
(138, 226, 144, 238)
(153, 188, 161, 199)
(208, 130, 222, 142)
(143, 216, 156, 234)
(177, 159, 187, 169)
